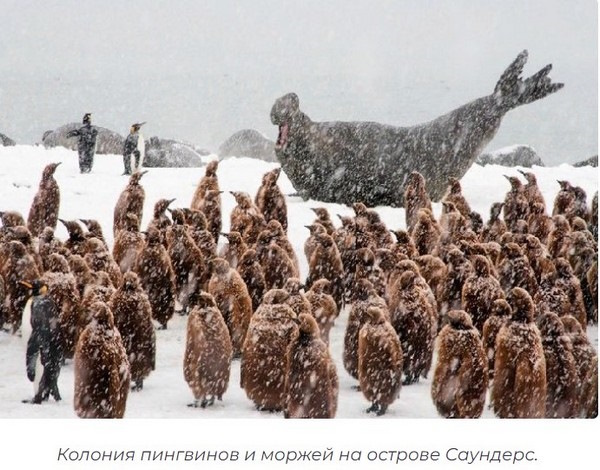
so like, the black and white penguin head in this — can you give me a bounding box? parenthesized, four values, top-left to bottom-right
(19, 280, 47, 297)
(130, 122, 146, 134)
(82, 113, 92, 124)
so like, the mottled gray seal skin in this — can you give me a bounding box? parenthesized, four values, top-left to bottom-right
(144, 136, 207, 168)
(271, 51, 563, 206)
(218, 129, 277, 162)
(42, 123, 125, 155)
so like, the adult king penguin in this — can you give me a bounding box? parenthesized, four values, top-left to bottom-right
(20, 280, 63, 404)
(123, 122, 146, 175)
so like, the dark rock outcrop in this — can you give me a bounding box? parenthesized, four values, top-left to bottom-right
(477, 145, 545, 168)
(42, 123, 124, 155)
(0, 133, 16, 146)
(143, 137, 208, 168)
(573, 155, 598, 168)
(218, 129, 277, 162)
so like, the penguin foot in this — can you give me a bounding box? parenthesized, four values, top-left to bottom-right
(157, 324, 167, 331)
(376, 405, 388, 416)
(200, 396, 215, 408)
(366, 403, 379, 414)
(351, 385, 361, 391)
(187, 400, 199, 408)
(22, 398, 42, 405)
(132, 381, 144, 392)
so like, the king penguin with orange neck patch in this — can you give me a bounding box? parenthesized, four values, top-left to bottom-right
(20, 280, 64, 404)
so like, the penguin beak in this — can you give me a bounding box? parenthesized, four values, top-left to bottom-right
(517, 170, 526, 177)
(167, 208, 173, 213)
(59, 219, 68, 227)
(221, 232, 229, 238)
(19, 280, 33, 289)
(168, 198, 176, 205)
(503, 175, 511, 181)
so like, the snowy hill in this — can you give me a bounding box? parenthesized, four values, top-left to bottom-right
(0, 145, 597, 419)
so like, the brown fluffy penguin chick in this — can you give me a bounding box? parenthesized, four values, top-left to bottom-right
(304, 223, 327, 264)
(432, 310, 488, 418)
(502, 175, 529, 232)
(256, 233, 297, 291)
(570, 186, 590, 222)
(389, 271, 435, 385)
(404, 171, 432, 234)
(553, 258, 587, 328)
(547, 215, 571, 259)
(305, 279, 338, 345)
(497, 242, 538, 297)
(306, 231, 344, 310)
(207, 257, 253, 357)
(481, 202, 507, 243)
(492, 288, 546, 418)
(229, 191, 263, 243)
(2, 240, 40, 332)
(553, 180, 575, 216)
(283, 277, 311, 318)
(481, 299, 512, 380)
(442, 177, 471, 220)
(134, 226, 176, 329)
(38, 227, 64, 271)
(60, 219, 87, 256)
(240, 302, 297, 411)
(536, 312, 579, 418)
(80, 218, 108, 250)
(112, 213, 144, 273)
(113, 171, 146, 236)
(265, 219, 299, 275)
(586, 260, 598, 325)
(67, 254, 94, 299)
(358, 307, 403, 416)
(560, 315, 598, 418)
(390, 229, 418, 260)
(42, 253, 81, 359)
(415, 254, 447, 311)
(219, 231, 247, 270)
(439, 248, 474, 319)
(183, 291, 232, 408)
(84, 238, 122, 288)
(527, 202, 553, 245)
(198, 189, 223, 243)
(148, 198, 175, 236)
(310, 207, 336, 235)
(26, 162, 61, 237)
(284, 313, 339, 419)
(236, 248, 266, 312)
(109, 272, 156, 391)
(79, 273, 116, 328)
(461, 255, 505, 333)
(343, 280, 389, 380)
(190, 160, 220, 211)
(518, 170, 546, 213)
(255, 167, 288, 232)
(412, 209, 441, 255)
(74, 302, 130, 418)
(167, 224, 208, 312)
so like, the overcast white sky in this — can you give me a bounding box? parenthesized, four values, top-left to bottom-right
(0, 0, 597, 163)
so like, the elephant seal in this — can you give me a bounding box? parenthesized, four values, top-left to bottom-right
(271, 50, 563, 206)
(42, 123, 125, 155)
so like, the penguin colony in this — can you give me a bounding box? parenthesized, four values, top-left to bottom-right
(0, 160, 597, 419)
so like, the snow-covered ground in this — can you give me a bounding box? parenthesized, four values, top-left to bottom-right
(0, 145, 597, 418)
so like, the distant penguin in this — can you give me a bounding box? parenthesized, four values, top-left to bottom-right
(122, 122, 146, 175)
(229, 191, 264, 244)
(310, 207, 336, 235)
(191, 160, 220, 212)
(442, 177, 471, 220)
(84, 238, 123, 289)
(439, 248, 474, 318)
(481, 202, 507, 243)
(26, 162, 61, 238)
(80, 218, 108, 250)
(198, 189, 223, 243)
(553, 180, 575, 216)
(207, 257, 253, 356)
(283, 278, 311, 318)
(134, 226, 176, 329)
(412, 209, 441, 256)
(304, 223, 327, 264)
(537, 311, 579, 418)
(503, 176, 529, 232)
(255, 167, 288, 232)
(560, 316, 598, 418)
(112, 213, 144, 273)
(109, 272, 155, 391)
(113, 171, 147, 237)
(20, 280, 64, 404)
(305, 279, 338, 345)
(431, 310, 488, 418)
(389, 270, 435, 384)
(492, 288, 546, 418)
(554, 258, 587, 328)
(219, 231, 248, 270)
(343, 279, 389, 380)
(66, 113, 98, 173)
(74, 302, 131, 418)
(358, 306, 403, 416)
(264, 219, 299, 275)
(306, 231, 344, 310)
(241, 300, 297, 411)
(481, 298, 512, 380)
(404, 171, 432, 234)
(167, 223, 208, 313)
(236, 248, 266, 312)
(256, 230, 296, 290)
(284, 313, 338, 419)
(518, 170, 546, 213)
(60, 219, 87, 257)
(498, 242, 538, 297)
(415, 254, 447, 312)
(547, 215, 571, 259)
(461, 255, 505, 333)
(184, 292, 232, 408)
